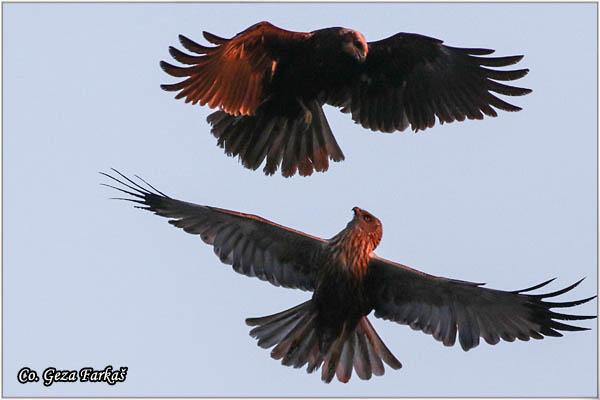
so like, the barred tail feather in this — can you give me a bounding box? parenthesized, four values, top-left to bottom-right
(246, 302, 402, 383)
(207, 101, 344, 177)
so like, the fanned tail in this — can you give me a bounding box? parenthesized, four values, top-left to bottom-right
(246, 301, 402, 383)
(207, 100, 345, 177)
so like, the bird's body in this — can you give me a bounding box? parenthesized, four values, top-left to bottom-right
(305, 209, 385, 376)
(103, 170, 595, 383)
(267, 28, 359, 100)
(161, 22, 532, 177)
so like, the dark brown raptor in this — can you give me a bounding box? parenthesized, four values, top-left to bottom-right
(161, 21, 532, 177)
(103, 170, 594, 383)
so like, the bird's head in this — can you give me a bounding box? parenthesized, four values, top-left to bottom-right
(350, 206, 382, 249)
(340, 29, 368, 63)
(328, 206, 383, 272)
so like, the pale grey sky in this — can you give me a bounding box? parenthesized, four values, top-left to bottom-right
(3, 2, 597, 397)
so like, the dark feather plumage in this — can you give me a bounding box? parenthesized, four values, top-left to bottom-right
(161, 22, 532, 177)
(103, 171, 594, 382)
(366, 257, 595, 351)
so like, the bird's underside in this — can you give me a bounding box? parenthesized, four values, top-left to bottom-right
(161, 21, 532, 177)
(103, 170, 596, 383)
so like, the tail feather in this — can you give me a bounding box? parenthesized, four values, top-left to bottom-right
(321, 333, 345, 383)
(271, 311, 313, 360)
(280, 314, 318, 368)
(264, 121, 288, 176)
(245, 116, 279, 169)
(247, 301, 310, 349)
(310, 124, 329, 172)
(361, 318, 403, 370)
(281, 119, 303, 176)
(336, 333, 355, 383)
(297, 127, 313, 176)
(252, 313, 303, 349)
(361, 321, 385, 375)
(306, 341, 325, 374)
(207, 100, 345, 177)
(246, 301, 402, 383)
(352, 329, 372, 380)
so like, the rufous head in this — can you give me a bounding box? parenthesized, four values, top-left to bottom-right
(351, 206, 382, 249)
(340, 29, 368, 62)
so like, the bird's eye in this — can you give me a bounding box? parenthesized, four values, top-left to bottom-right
(363, 215, 372, 222)
(354, 40, 363, 51)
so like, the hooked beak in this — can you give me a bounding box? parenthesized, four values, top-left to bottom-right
(352, 206, 361, 216)
(354, 52, 366, 63)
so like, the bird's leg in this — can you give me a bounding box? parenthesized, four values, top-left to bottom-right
(297, 98, 313, 127)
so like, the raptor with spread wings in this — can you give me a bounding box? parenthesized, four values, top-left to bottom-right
(103, 170, 594, 383)
(161, 22, 532, 177)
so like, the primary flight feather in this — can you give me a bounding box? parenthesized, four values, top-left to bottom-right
(103, 170, 594, 383)
(161, 21, 532, 177)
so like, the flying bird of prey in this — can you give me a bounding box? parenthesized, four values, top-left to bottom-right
(102, 170, 595, 383)
(161, 21, 532, 177)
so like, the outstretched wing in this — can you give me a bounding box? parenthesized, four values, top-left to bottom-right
(161, 21, 311, 116)
(102, 169, 324, 291)
(334, 32, 532, 132)
(365, 256, 596, 351)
